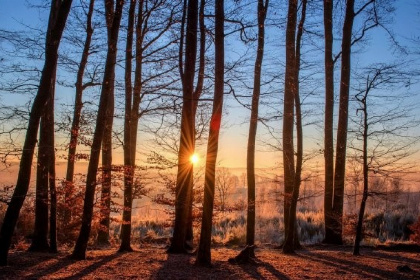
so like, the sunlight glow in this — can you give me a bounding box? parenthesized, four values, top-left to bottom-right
(190, 153, 199, 165)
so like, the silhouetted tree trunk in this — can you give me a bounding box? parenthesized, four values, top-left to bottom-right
(283, 0, 306, 253)
(331, 0, 355, 245)
(71, 0, 124, 260)
(97, 97, 114, 246)
(0, 0, 73, 266)
(29, 111, 52, 252)
(118, 0, 137, 252)
(353, 83, 369, 256)
(282, 0, 297, 254)
(47, 96, 57, 253)
(48, 75, 58, 253)
(169, 0, 198, 254)
(195, 0, 224, 266)
(64, 0, 96, 228)
(185, 0, 206, 249)
(322, 0, 335, 244)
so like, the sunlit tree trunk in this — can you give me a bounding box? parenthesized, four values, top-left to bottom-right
(71, 0, 125, 260)
(0, 0, 73, 266)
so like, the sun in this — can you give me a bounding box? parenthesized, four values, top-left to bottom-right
(190, 153, 199, 165)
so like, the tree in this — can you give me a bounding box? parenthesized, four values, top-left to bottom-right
(351, 64, 418, 255)
(323, 0, 387, 244)
(169, 0, 199, 254)
(196, 0, 224, 266)
(282, 0, 307, 254)
(230, 0, 269, 264)
(0, 0, 73, 266)
(215, 167, 234, 213)
(64, 0, 96, 229)
(71, 0, 125, 260)
(322, 0, 335, 244)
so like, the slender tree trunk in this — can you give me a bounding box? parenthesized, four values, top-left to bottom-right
(0, 0, 73, 266)
(323, 0, 336, 244)
(282, 0, 297, 254)
(169, 0, 198, 254)
(353, 87, 369, 255)
(185, 0, 206, 249)
(196, 0, 224, 266)
(48, 75, 58, 253)
(283, 0, 306, 253)
(64, 0, 95, 228)
(291, 0, 307, 251)
(119, 0, 137, 252)
(332, 0, 355, 245)
(246, 0, 268, 250)
(71, 0, 124, 260)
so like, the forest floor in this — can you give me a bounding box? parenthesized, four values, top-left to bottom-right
(0, 243, 419, 279)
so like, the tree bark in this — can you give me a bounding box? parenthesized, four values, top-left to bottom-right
(322, 0, 336, 244)
(282, 0, 297, 254)
(196, 0, 224, 266)
(0, 0, 73, 266)
(332, 0, 355, 245)
(71, 0, 124, 260)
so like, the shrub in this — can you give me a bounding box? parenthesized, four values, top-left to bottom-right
(409, 216, 420, 244)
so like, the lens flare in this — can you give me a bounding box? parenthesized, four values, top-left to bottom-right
(190, 153, 199, 165)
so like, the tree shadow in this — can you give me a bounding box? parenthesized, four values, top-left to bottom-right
(234, 258, 290, 280)
(30, 251, 121, 279)
(301, 249, 419, 279)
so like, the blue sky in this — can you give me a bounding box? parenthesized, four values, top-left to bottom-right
(0, 0, 419, 171)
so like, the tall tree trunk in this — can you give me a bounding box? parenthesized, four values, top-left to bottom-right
(291, 0, 306, 251)
(71, 0, 124, 260)
(195, 0, 224, 266)
(282, 0, 297, 254)
(332, 0, 355, 245)
(283, 0, 306, 253)
(323, 0, 335, 244)
(169, 0, 198, 254)
(246, 0, 268, 250)
(0, 0, 73, 266)
(185, 0, 206, 249)
(48, 74, 58, 253)
(119, 0, 137, 252)
(64, 0, 95, 228)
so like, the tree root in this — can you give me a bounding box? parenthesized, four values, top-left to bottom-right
(228, 245, 259, 265)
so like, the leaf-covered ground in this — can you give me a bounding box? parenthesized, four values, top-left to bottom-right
(1, 244, 419, 279)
